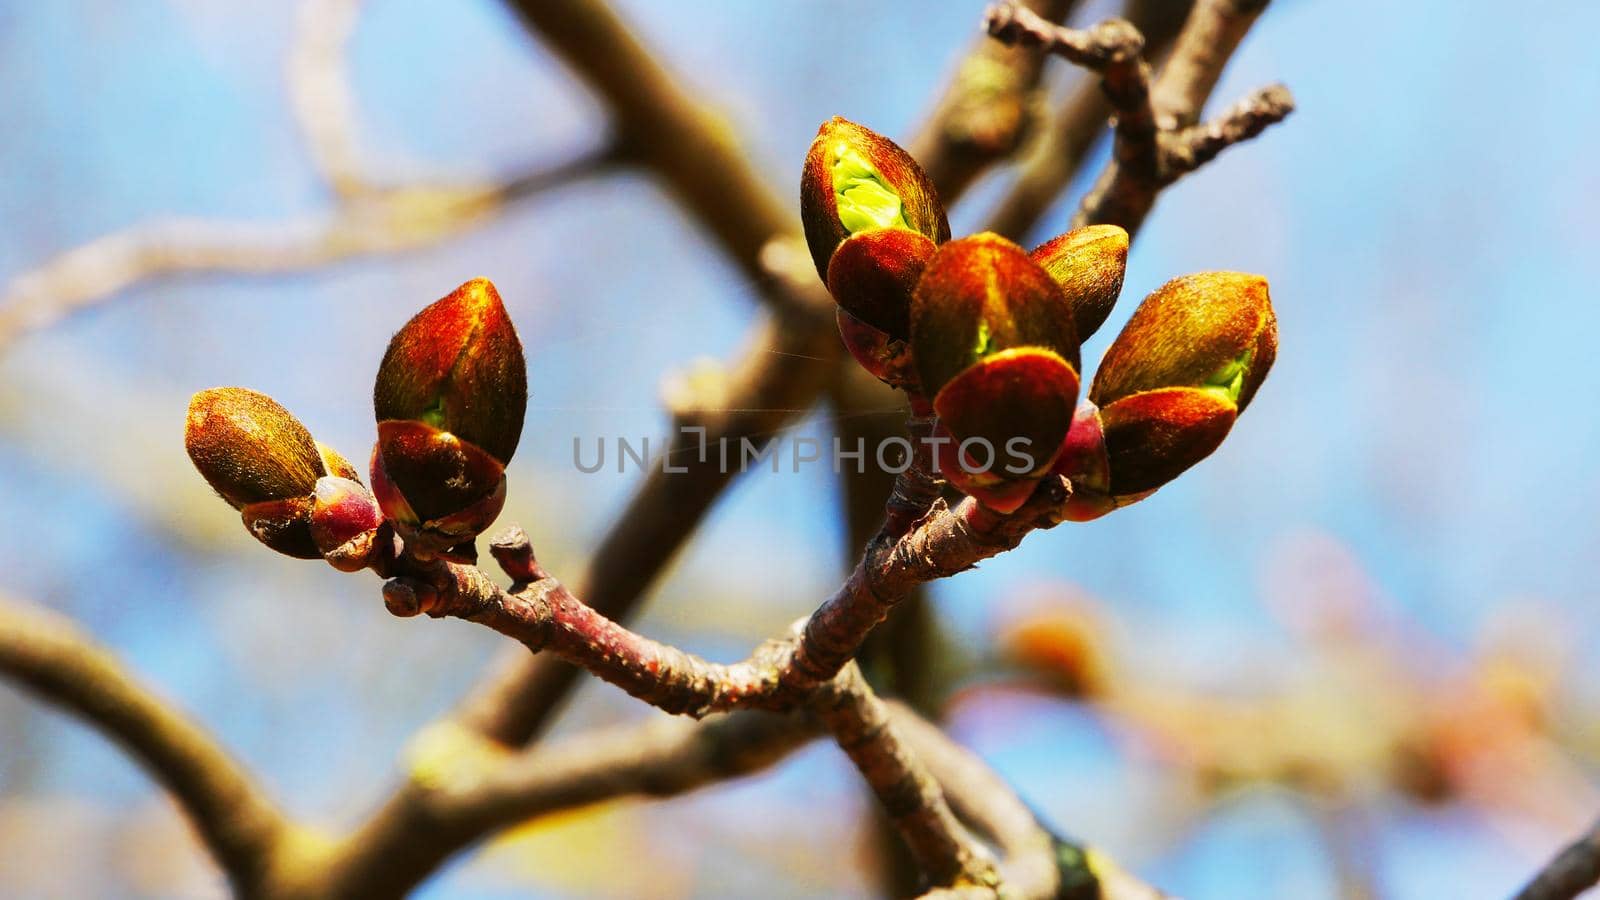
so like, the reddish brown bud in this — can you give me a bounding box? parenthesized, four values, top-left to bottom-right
(186, 387, 323, 510)
(932, 347, 1078, 484)
(1098, 387, 1238, 496)
(1091, 272, 1277, 412)
(801, 117, 949, 281)
(826, 228, 936, 340)
(374, 277, 527, 466)
(1029, 224, 1128, 341)
(185, 387, 356, 559)
(910, 233, 1080, 398)
(371, 422, 506, 561)
(310, 476, 384, 571)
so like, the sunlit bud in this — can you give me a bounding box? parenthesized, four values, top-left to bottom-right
(373, 279, 525, 560)
(932, 347, 1078, 489)
(910, 233, 1080, 398)
(905, 234, 1081, 510)
(826, 228, 936, 340)
(186, 387, 323, 510)
(374, 277, 527, 466)
(370, 423, 506, 562)
(1091, 272, 1277, 413)
(1097, 387, 1237, 496)
(310, 476, 384, 572)
(1063, 271, 1277, 503)
(186, 387, 341, 559)
(800, 117, 949, 282)
(1028, 224, 1128, 342)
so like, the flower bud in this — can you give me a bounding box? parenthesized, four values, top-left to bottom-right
(185, 387, 357, 559)
(1053, 272, 1277, 511)
(310, 476, 384, 571)
(932, 346, 1078, 483)
(373, 279, 526, 559)
(1029, 224, 1128, 342)
(1091, 272, 1276, 412)
(1098, 387, 1238, 496)
(826, 228, 936, 339)
(908, 234, 1083, 511)
(801, 117, 949, 283)
(186, 387, 323, 510)
(374, 277, 527, 466)
(910, 233, 1080, 397)
(370, 423, 506, 562)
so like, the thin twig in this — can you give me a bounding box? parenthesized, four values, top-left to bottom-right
(986, 0, 1291, 236)
(982, 0, 1192, 240)
(892, 703, 1059, 899)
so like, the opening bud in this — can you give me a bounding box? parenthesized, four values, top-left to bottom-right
(801, 117, 949, 284)
(371, 423, 506, 562)
(311, 476, 384, 571)
(904, 234, 1082, 510)
(1091, 272, 1277, 413)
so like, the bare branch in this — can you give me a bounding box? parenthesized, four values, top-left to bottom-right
(986, 0, 1290, 236)
(892, 704, 1057, 899)
(288, 0, 370, 198)
(504, 0, 827, 321)
(909, 0, 1079, 201)
(377, 467, 1068, 719)
(814, 665, 998, 890)
(982, 0, 1192, 240)
(1162, 82, 1294, 177)
(0, 149, 616, 351)
(318, 711, 816, 895)
(1513, 817, 1600, 900)
(0, 597, 293, 892)
(1149, 0, 1271, 130)
(1071, 0, 1287, 232)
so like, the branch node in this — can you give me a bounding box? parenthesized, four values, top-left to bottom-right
(489, 525, 544, 584)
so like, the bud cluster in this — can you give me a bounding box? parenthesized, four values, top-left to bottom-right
(185, 277, 528, 568)
(801, 117, 1279, 517)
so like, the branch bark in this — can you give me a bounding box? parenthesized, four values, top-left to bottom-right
(1513, 817, 1600, 900)
(986, 0, 1292, 236)
(0, 598, 296, 894)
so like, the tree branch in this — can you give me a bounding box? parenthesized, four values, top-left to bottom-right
(380, 465, 1068, 719)
(813, 664, 998, 890)
(981, 0, 1192, 240)
(1513, 817, 1600, 900)
(0, 0, 623, 354)
(502, 0, 827, 321)
(908, 0, 1079, 201)
(986, 0, 1291, 236)
(318, 710, 817, 895)
(0, 597, 295, 893)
